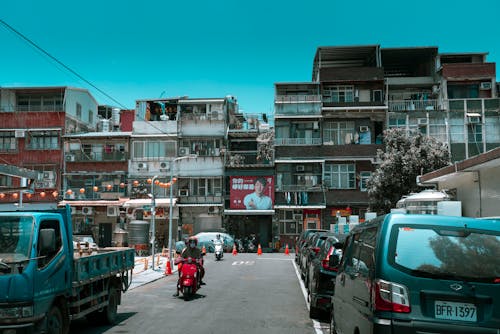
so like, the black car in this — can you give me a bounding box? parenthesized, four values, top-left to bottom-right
(295, 229, 327, 268)
(300, 231, 331, 281)
(307, 234, 345, 319)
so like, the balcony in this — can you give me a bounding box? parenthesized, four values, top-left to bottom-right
(388, 99, 440, 112)
(66, 151, 128, 162)
(276, 183, 324, 192)
(225, 150, 273, 167)
(274, 103, 322, 117)
(274, 191, 326, 207)
(275, 95, 321, 103)
(447, 98, 500, 113)
(275, 138, 322, 146)
(177, 194, 223, 205)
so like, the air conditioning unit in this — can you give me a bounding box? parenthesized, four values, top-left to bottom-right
(137, 162, 148, 170)
(66, 154, 75, 162)
(480, 82, 492, 90)
(417, 118, 428, 126)
(70, 207, 76, 215)
(467, 116, 481, 124)
(293, 214, 303, 221)
(107, 206, 118, 217)
(208, 206, 219, 214)
(179, 147, 190, 155)
(359, 126, 369, 132)
(296, 165, 305, 172)
(179, 189, 189, 196)
(15, 130, 25, 138)
(82, 207, 93, 215)
(159, 162, 169, 171)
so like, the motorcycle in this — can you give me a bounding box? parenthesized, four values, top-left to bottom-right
(214, 240, 224, 261)
(175, 256, 203, 300)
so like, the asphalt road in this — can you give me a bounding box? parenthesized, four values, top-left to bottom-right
(69, 252, 330, 334)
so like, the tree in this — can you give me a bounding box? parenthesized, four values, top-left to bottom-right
(367, 128, 450, 213)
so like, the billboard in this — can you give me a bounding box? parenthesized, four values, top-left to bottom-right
(230, 176, 274, 210)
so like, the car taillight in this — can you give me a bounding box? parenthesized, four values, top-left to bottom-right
(312, 247, 321, 255)
(494, 278, 500, 284)
(321, 246, 338, 271)
(372, 279, 411, 313)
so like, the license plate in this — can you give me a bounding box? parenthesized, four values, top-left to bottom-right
(435, 300, 477, 322)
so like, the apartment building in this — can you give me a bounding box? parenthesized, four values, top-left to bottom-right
(0, 86, 98, 204)
(124, 96, 237, 248)
(224, 112, 275, 249)
(273, 44, 499, 243)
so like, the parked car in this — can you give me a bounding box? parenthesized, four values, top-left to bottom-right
(295, 229, 327, 269)
(300, 231, 332, 282)
(193, 232, 235, 252)
(330, 213, 500, 334)
(307, 234, 345, 319)
(73, 234, 98, 249)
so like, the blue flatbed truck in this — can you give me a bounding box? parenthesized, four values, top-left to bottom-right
(0, 204, 135, 334)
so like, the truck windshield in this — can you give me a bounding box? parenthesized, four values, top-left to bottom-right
(0, 216, 34, 262)
(391, 226, 500, 280)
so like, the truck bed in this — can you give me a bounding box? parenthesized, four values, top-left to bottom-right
(72, 247, 135, 287)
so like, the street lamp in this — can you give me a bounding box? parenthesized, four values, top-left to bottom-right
(167, 155, 197, 273)
(149, 175, 158, 270)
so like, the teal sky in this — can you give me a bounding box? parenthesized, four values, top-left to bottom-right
(1, 0, 499, 117)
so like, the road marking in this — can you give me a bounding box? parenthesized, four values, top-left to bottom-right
(232, 261, 255, 266)
(292, 260, 324, 334)
(257, 257, 293, 261)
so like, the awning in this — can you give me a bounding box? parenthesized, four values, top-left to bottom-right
(123, 198, 177, 208)
(59, 199, 129, 207)
(224, 209, 275, 215)
(273, 205, 326, 209)
(177, 203, 224, 207)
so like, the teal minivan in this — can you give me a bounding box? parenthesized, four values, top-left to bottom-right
(331, 213, 500, 334)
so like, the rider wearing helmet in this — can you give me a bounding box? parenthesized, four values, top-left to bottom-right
(173, 236, 205, 296)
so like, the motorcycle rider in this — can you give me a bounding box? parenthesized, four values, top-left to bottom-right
(173, 236, 205, 297)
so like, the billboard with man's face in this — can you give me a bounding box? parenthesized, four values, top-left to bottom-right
(230, 176, 274, 210)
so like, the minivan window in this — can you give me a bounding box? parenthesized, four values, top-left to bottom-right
(390, 225, 500, 280)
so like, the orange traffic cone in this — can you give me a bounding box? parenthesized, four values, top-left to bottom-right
(257, 244, 262, 256)
(165, 260, 172, 275)
(232, 244, 238, 256)
(285, 244, 290, 256)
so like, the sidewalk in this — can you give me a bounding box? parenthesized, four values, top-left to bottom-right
(129, 254, 177, 290)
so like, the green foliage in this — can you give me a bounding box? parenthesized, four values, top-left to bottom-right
(367, 128, 450, 213)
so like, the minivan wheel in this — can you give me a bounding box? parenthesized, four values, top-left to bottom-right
(329, 310, 337, 334)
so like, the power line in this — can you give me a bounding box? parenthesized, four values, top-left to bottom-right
(0, 18, 128, 109)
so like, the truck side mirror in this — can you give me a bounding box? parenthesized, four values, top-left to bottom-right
(39, 228, 56, 255)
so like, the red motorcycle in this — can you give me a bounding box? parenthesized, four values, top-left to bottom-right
(175, 256, 203, 300)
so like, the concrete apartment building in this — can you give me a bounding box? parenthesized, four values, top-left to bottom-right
(273, 44, 499, 243)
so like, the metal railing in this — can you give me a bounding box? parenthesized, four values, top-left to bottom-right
(225, 150, 273, 167)
(274, 138, 322, 146)
(67, 151, 128, 162)
(275, 95, 322, 103)
(388, 99, 439, 112)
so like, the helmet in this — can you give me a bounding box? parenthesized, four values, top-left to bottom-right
(188, 236, 198, 247)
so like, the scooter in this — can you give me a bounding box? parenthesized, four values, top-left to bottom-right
(214, 240, 224, 261)
(175, 257, 202, 300)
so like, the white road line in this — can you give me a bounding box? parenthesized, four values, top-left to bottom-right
(292, 260, 324, 334)
(257, 257, 293, 261)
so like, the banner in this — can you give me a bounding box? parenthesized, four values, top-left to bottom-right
(230, 176, 274, 210)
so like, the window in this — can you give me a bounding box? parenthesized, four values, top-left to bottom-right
(0, 175, 13, 187)
(88, 110, 94, 124)
(279, 210, 301, 234)
(468, 124, 483, 143)
(324, 163, 355, 189)
(388, 117, 407, 129)
(179, 139, 222, 156)
(37, 219, 63, 268)
(323, 121, 355, 144)
(0, 131, 16, 151)
(359, 171, 372, 191)
(26, 131, 59, 150)
(76, 103, 82, 119)
(323, 86, 354, 103)
(190, 178, 222, 196)
(133, 141, 176, 160)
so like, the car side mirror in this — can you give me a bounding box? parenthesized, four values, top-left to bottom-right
(39, 228, 56, 255)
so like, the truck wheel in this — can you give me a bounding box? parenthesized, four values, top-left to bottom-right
(47, 305, 65, 334)
(102, 288, 118, 324)
(87, 288, 119, 325)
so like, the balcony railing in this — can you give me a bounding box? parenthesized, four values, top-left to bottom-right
(67, 151, 128, 162)
(225, 150, 273, 167)
(388, 99, 439, 112)
(275, 95, 322, 103)
(177, 195, 223, 204)
(275, 138, 322, 146)
(274, 191, 325, 207)
(276, 183, 324, 192)
(447, 98, 500, 113)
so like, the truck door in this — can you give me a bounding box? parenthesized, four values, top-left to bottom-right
(34, 217, 71, 313)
